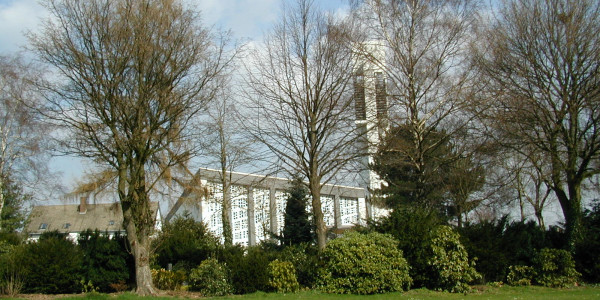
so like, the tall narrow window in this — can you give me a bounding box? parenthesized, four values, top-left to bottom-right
(354, 67, 366, 120)
(375, 72, 387, 118)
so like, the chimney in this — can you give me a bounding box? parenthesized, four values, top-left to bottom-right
(79, 197, 87, 214)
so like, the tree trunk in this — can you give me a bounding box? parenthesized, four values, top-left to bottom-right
(0, 177, 4, 231)
(309, 178, 326, 251)
(555, 182, 583, 252)
(119, 159, 156, 295)
(222, 181, 233, 245)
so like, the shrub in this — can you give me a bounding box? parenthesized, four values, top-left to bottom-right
(268, 260, 299, 293)
(221, 245, 273, 294)
(19, 231, 84, 294)
(421, 225, 481, 293)
(506, 265, 534, 286)
(151, 268, 186, 290)
(371, 206, 443, 287)
(153, 215, 220, 272)
(78, 230, 131, 292)
(277, 243, 319, 288)
(532, 248, 580, 288)
(319, 231, 412, 295)
(0, 247, 24, 296)
(576, 199, 600, 283)
(188, 258, 233, 296)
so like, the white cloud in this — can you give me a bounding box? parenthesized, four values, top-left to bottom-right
(0, 0, 47, 54)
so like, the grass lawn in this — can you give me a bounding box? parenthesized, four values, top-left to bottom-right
(14, 285, 598, 300)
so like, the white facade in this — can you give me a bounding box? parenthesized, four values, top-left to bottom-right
(168, 168, 377, 246)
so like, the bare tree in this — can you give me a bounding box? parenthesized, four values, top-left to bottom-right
(350, 0, 482, 209)
(476, 0, 600, 250)
(244, 0, 360, 250)
(199, 89, 254, 245)
(0, 54, 51, 231)
(29, 0, 234, 294)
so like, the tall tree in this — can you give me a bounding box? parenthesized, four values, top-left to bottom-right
(0, 55, 50, 231)
(29, 0, 234, 294)
(244, 0, 360, 250)
(475, 0, 600, 250)
(199, 90, 253, 246)
(350, 0, 482, 209)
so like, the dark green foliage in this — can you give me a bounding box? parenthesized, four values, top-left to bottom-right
(372, 205, 443, 286)
(371, 125, 454, 211)
(460, 218, 552, 283)
(575, 199, 600, 282)
(0, 178, 29, 233)
(532, 248, 580, 288)
(281, 177, 314, 246)
(277, 243, 319, 288)
(220, 245, 274, 294)
(458, 219, 508, 282)
(153, 215, 219, 272)
(19, 231, 83, 294)
(420, 226, 480, 293)
(0, 231, 22, 253)
(189, 258, 233, 296)
(319, 231, 412, 295)
(502, 221, 550, 265)
(78, 230, 131, 292)
(268, 260, 299, 293)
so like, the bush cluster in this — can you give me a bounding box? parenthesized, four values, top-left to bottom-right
(0, 230, 133, 295)
(421, 225, 481, 293)
(319, 231, 412, 295)
(188, 258, 233, 296)
(268, 260, 299, 293)
(150, 268, 186, 291)
(506, 265, 534, 286)
(532, 248, 580, 288)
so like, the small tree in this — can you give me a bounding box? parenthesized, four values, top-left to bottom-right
(0, 177, 29, 233)
(281, 177, 314, 246)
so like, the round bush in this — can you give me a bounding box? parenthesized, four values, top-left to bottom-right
(268, 260, 299, 293)
(533, 248, 580, 288)
(319, 231, 412, 294)
(189, 258, 233, 296)
(422, 225, 481, 293)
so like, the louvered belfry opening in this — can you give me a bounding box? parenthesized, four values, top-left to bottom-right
(354, 66, 366, 120)
(375, 72, 387, 118)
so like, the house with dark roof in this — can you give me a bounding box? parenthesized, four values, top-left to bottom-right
(27, 197, 162, 242)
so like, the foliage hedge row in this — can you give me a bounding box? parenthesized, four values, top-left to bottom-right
(0, 230, 132, 295)
(2, 207, 597, 296)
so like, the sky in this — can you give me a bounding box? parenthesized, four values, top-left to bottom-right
(0, 0, 349, 188)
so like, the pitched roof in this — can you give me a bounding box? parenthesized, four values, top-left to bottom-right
(27, 202, 159, 235)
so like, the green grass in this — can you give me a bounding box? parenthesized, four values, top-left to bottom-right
(8, 285, 600, 300)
